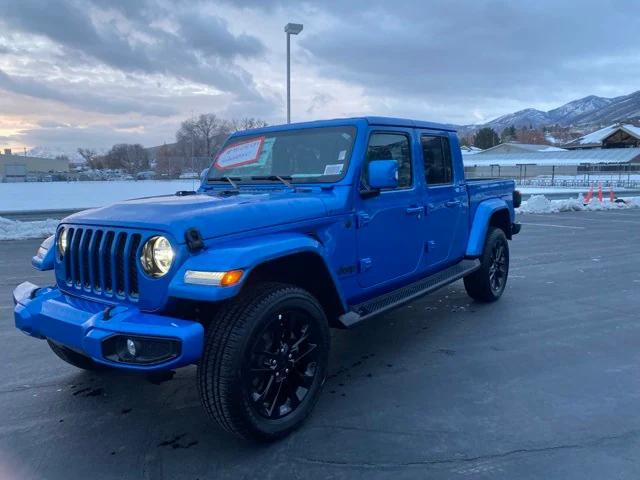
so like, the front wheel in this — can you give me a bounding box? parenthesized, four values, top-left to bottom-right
(197, 282, 330, 442)
(464, 227, 509, 302)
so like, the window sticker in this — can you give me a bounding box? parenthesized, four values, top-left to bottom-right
(214, 136, 265, 170)
(323, 163, 343, 175)
(338, 150, 347, 161)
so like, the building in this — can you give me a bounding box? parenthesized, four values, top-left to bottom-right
(463, 147, 640, 179)
(564, 123, 640, 150)
(474, 142, 567, 155)
(0, 148, 69, 182)
(460, 145, 483, 155)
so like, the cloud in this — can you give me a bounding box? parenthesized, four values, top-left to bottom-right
(0, 0, 268, 97)
(0, 69, 177, 116)
(8, 123, 177, 150)
(296, 0, 640, 114)
(1, 0, 640, 149)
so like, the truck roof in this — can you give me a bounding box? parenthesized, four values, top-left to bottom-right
(231, 116, 458, 138)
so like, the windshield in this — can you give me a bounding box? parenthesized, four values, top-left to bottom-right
(207, 126, 356, 183)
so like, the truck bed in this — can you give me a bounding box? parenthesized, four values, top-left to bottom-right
(466, 177, 516, 219)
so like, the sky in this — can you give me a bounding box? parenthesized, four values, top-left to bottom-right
(0, 0, 639, 151)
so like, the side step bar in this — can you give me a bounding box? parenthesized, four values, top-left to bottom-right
(338, 259, 480, 328)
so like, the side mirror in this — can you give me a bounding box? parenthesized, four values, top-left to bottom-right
(368, 160, 398, 189)
(200, 167, 210, 183)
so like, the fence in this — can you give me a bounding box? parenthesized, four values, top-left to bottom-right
(464, 163, 640, 188)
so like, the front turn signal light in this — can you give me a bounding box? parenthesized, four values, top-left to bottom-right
(184, 269, 244, 286)
(220, 269, 244, 286)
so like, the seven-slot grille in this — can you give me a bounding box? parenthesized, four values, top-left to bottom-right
(62, 227, 142, 300)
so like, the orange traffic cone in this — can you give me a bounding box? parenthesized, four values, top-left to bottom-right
(584, 185, 594, 204)
(597, 182, 603, 202)
(610, 186, 615, 203)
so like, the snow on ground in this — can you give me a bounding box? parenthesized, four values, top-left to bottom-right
(0, 180, 198, 213)
(518, 187, 592, 195)
(0, 217, 58, 241)
(517, 195, 640, 214)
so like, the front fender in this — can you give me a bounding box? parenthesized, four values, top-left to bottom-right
(168, 233, 330, 303)
(466, 198, 510, 257)
(32, 235, 55, 271)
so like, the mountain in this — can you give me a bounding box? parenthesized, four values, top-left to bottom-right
(469, 90, 640, 134)
(479, 108, 551, 132)
(547, 95, 613, 125)
(27, 146, 108, 163)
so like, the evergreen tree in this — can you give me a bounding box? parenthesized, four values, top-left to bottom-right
(500, 125, 517, 143)
(473, 127, 500, 149)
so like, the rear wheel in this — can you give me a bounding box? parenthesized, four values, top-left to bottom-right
(464, 227, 509, 302)
(197, 282, 330, 442)
(47, 340, 107, 371)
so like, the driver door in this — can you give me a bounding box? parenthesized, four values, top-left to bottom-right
(356, 131, 425, 289)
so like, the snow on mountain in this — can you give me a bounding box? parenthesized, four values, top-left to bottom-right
(480, 108, 551, 132)
(547, 95, 613, 124)
(27, 146, 108, 163)
(568, 90, 640, 126)
(469, 90, 640, 133)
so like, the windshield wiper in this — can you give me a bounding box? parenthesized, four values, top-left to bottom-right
(209, 176, 241, 190)
(250, 175, 296, 190)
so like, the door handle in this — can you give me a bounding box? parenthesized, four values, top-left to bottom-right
(445, 200, 461, 208)
(406, 206, 425, 215)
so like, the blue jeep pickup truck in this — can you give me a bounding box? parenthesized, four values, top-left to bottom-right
(14, 117, 520, 441)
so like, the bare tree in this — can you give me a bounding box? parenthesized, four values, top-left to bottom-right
(230, 117, 269, 132)
(104, 144, 149, 174)
(176, 114, 228, 158)
(154, 144, 183, 177)
(77, 148, 103, 169)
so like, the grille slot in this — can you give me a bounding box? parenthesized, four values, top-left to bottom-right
(128, 234, 142, 297)
(63, 227, 141, 302)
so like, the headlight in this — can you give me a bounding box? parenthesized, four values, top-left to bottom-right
(57, 228, 68, 258)
(140, 236, 174, 277)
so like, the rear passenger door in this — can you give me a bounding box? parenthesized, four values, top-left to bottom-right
(420, 133, 466, 269)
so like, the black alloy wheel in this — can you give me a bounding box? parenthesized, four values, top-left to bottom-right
(197, 282, 330, 442)
(464, 227, 510, 302)
(245, 309, 321, 420)
(488, 242, 508, 293)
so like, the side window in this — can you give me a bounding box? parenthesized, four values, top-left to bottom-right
(422, 135, 453, 186)
(363, 133, 412, 189)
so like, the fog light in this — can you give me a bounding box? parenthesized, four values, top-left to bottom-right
(102, 335, 181, 365)
(126, 338, 137, 357)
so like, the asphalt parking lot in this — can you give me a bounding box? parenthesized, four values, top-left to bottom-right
(1, 209, 639, 479)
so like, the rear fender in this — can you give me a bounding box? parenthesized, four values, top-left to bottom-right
(168, 233, 344, 305)
(466, 198, 510, 257)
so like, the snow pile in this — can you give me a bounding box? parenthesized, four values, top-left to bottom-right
(0, 217, 58, 241)
(517, 195, 640, 214)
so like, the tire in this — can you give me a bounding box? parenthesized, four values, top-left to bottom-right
(464, 227, 509, 302)
(197, 282, 330, 442)
(47, 339, 107, 371)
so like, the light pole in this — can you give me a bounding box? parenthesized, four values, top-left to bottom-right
(285, 22, 303, 124)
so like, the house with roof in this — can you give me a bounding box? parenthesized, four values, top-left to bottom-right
(474, 142, 567, 155)
(463, 147, 640, 179)
(564, 123, 640, 150)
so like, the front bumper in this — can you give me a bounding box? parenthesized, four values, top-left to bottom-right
(13, 282, 204, 372)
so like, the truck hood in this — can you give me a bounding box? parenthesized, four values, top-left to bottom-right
(63, 190, 329, 242)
